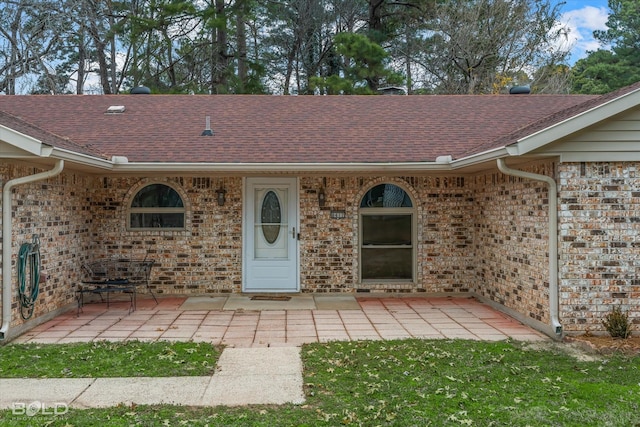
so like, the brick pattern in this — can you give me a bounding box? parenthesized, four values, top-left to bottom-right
(1, 163, 93, 326)
(91, 175, 476, 295)
(3, 161, 639, 335)
(418, 176, 474, 293)
(472, 163, 553, 326)
(298, 176, 474, 293)
(299, 176, 356, 292)
(558, 162, 640, 331)
(92, 176, 244, 294)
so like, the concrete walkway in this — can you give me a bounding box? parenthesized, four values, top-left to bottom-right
(0, 347, 304, 409)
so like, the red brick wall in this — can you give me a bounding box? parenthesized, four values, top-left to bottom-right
(558, 162, 640, 332)
(5, 160, 637, 335)
(88, 175, 476, 295)
(472, 163, 553, 325)
(90, 176, 243, 294)
(0, 163, 93, 329)
(298, 176, 474, 293)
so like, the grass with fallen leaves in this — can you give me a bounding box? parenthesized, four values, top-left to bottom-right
(2, 339, 639, 426)
(0, 341, 218, 378)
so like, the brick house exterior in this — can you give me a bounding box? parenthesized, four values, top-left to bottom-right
(1, 84, 639, 341)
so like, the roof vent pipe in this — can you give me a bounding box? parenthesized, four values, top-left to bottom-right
(201, 116, 214, 136)
(509, 85, 531, 95)
(130, 86, 151, 94)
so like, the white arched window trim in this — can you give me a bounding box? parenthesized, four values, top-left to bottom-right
(127, 182, 186, 230)
(359, 183, 416, 283)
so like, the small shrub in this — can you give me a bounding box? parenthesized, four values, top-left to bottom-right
(602, 307, 632, 339)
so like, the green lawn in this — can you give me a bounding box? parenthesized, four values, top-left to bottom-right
(1, 339, 639, 426)
(0, 341, 218, 378)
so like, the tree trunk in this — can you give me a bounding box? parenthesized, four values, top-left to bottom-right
(163, 28, 176, 88)
(6, 6, 23, 95)
(76, 28, 86, 94)
(212, 0, 228, 93)
(283, 40, 297, 95)
(108, 3, 118, 94)
(86, 3, 112, 95)
(404, 25, 412, 95)
(368, 0, 385, 35)
(236, 2, 248, 92)
(366, 0, 386, 92)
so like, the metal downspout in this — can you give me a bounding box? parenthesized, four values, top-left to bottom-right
(496, 158, 562, 336)
(1, 160, 64, 340)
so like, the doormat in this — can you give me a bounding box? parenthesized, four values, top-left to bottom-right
(250, 296, 292, 301)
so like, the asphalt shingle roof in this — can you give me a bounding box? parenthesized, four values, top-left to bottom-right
(0, 110, 104, 158)
(0, 92, 617, 164)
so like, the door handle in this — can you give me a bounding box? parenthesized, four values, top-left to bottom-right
(292, 227, 300, 240)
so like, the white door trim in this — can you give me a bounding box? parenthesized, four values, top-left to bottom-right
(242, 177, 300, 293)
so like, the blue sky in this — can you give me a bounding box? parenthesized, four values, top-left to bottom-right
(555, 0, 610, 63)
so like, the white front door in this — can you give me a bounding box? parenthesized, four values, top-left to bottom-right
(244, 178, 299, 292)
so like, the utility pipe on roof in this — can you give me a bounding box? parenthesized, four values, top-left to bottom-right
(1, 160, 64, 340)
(496, 158, 562, 336)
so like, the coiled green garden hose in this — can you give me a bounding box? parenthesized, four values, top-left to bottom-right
(17, 235, 41, 320)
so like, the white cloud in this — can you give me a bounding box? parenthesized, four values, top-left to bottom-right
(560, 6, 610, 62)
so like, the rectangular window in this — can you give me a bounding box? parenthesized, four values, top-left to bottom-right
(361, 213, 413, 281)
(130, 212, 185, 229)
(362, 215, 412, 245)
(361, 247, 413, 280)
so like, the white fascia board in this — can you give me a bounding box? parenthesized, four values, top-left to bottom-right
(50, 147, 113, 169)
(450, 147, 510, 169)
(511, 87, 640, 156)
(0, 125, 50, 157)
(46, 146, 524, 174)
(110, 161, 453, 173)
(53, 149, 516, 174)
(559, 151, 640, 162)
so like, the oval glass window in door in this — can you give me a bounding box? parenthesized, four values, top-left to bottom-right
(261, 190, 282, 244)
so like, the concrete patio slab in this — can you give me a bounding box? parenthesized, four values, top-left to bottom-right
(223, 295, 316, 311)
(179, 296, 228, 311)
(11, 296, 549, 347)
(314, 295, 360, 310)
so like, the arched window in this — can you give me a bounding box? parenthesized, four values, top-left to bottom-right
(360, 183, 414, 282)
(128, 183, 185, 229)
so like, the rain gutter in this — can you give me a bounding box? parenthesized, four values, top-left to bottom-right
(50, 147, 113, 170)
(496, 158, 562, 336)
(110, 161, 455, 173)
(1, 160, 64, 340)
(450, 147, 510, 169)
